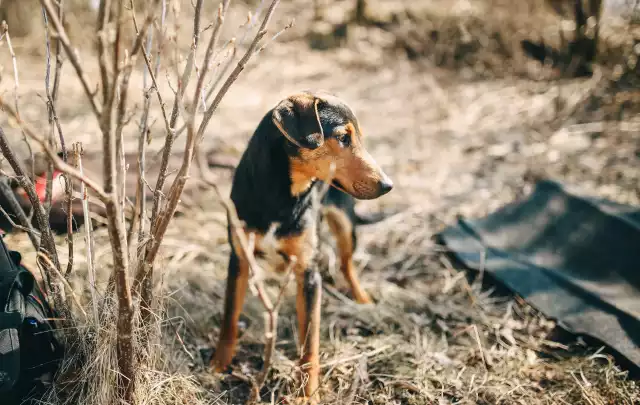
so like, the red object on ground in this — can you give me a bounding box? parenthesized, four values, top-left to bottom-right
(17, 170, 63, 203)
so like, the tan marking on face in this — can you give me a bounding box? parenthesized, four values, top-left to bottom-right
(289, 120, 388, 199)
(344, 122, 359, 138)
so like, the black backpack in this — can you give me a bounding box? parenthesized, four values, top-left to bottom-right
(0, 236, 64, 404)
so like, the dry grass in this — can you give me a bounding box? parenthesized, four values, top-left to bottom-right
(1, 0, 640, 404)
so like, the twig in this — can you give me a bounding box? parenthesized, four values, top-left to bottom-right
(96, 0, 112, 105)
(114, 0, 160, 233)
(0, 129, 75, 345)
(193, 0, 231, 114)
(320, 345, 391, 370)
(0, 203, 38, 236)
(2, 21, 35, 184)
(2, 21, 19, 121)
(64, 175, 74, 278)
(0, 179, 40, 246)
(343, 357, 366, 404)
(196, 0, 281, 140)
(75, 144, 99, 324)
(128, 28, 153, 250)
(49, 1, 73, 279)
(148, 0, 204, 231)
(472, 324, 489, 371)
(136, 0, 233, 317)
(37, 251, 87, 321)
(51, 0, 65, 116)
(203, 40, 237, 106)
(141, 0, 281, 274)
(42, 4, 73, 278)
(128, 1, 166, 354)
(128, 0, 181, 340)
(0, 127, 61, 272)
(39, 0, 102, 118)
(0, 98, 111, 203)
(131, 1, 168, 253)
(249, 260, 296, 403)
(155, 40, 237, 150)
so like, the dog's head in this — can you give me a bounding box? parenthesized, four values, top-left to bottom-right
(272, 90, 393, 200)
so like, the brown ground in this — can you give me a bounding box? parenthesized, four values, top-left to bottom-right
(1, 0, 640, 404)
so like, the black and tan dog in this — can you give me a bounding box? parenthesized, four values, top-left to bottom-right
(211, 90, 393, 401)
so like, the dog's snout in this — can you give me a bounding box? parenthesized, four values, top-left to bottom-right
(378, 176, 393, 196)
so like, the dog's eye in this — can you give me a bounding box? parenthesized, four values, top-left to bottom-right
(337, 133, 351, 146)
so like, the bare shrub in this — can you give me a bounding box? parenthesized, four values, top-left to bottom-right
(0, 0, 286, 403)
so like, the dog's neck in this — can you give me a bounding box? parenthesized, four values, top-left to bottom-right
(230, 112, 319, 235)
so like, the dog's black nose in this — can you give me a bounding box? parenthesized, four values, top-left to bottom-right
(379, 178, 393, 195)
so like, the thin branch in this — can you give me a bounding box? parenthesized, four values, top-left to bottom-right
(97, 0, 112, 104)
(75, 143, 99, 323)
(137, 41, 172, 140)
(43, 2, 75, 278)
(2, 21, 19, 118)
(0, 126, 76, 346)
(0, 202, 39, 236)
(133, 0, 206, 329)
(0, 98, 110, 203)
(39, 0, 102, 118)
(42, 4, 61, 249)
(2, 21, 35, 183)
(148, 0, 204, 231)
(137, 0, 282, 297)
(0, 127, 60, 271)
(171, 40, 236, 139)
(128, 33, 154, 250)
(115, 0, 160, 235)
(197, 0, 281, 140)
(0, 178, 40, 247)
(128, 0, 166, 314)
(55, 19, 73, 279)
(64, 172, 74, 278)
(193, 0, 231, 114)
(250, 262, 295, 402)
(203, 41, 237, 107)
(51, 0, 65, 111)
(37, 251, 87, 321)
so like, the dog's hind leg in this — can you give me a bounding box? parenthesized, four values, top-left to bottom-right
(322, 206, 372, 304)
(212, 250, 249, 371)
(296, 268, 322, 402)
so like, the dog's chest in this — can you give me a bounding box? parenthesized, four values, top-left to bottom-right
(241, 224, 318, 274)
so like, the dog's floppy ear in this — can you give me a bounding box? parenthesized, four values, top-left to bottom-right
(272, 94, 324, 149)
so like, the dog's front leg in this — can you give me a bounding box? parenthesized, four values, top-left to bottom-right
(212, 250, 249, 371)
(296, 267, 322, 401)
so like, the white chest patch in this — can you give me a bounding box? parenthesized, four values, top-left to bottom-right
(254, 235, 290, 274)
